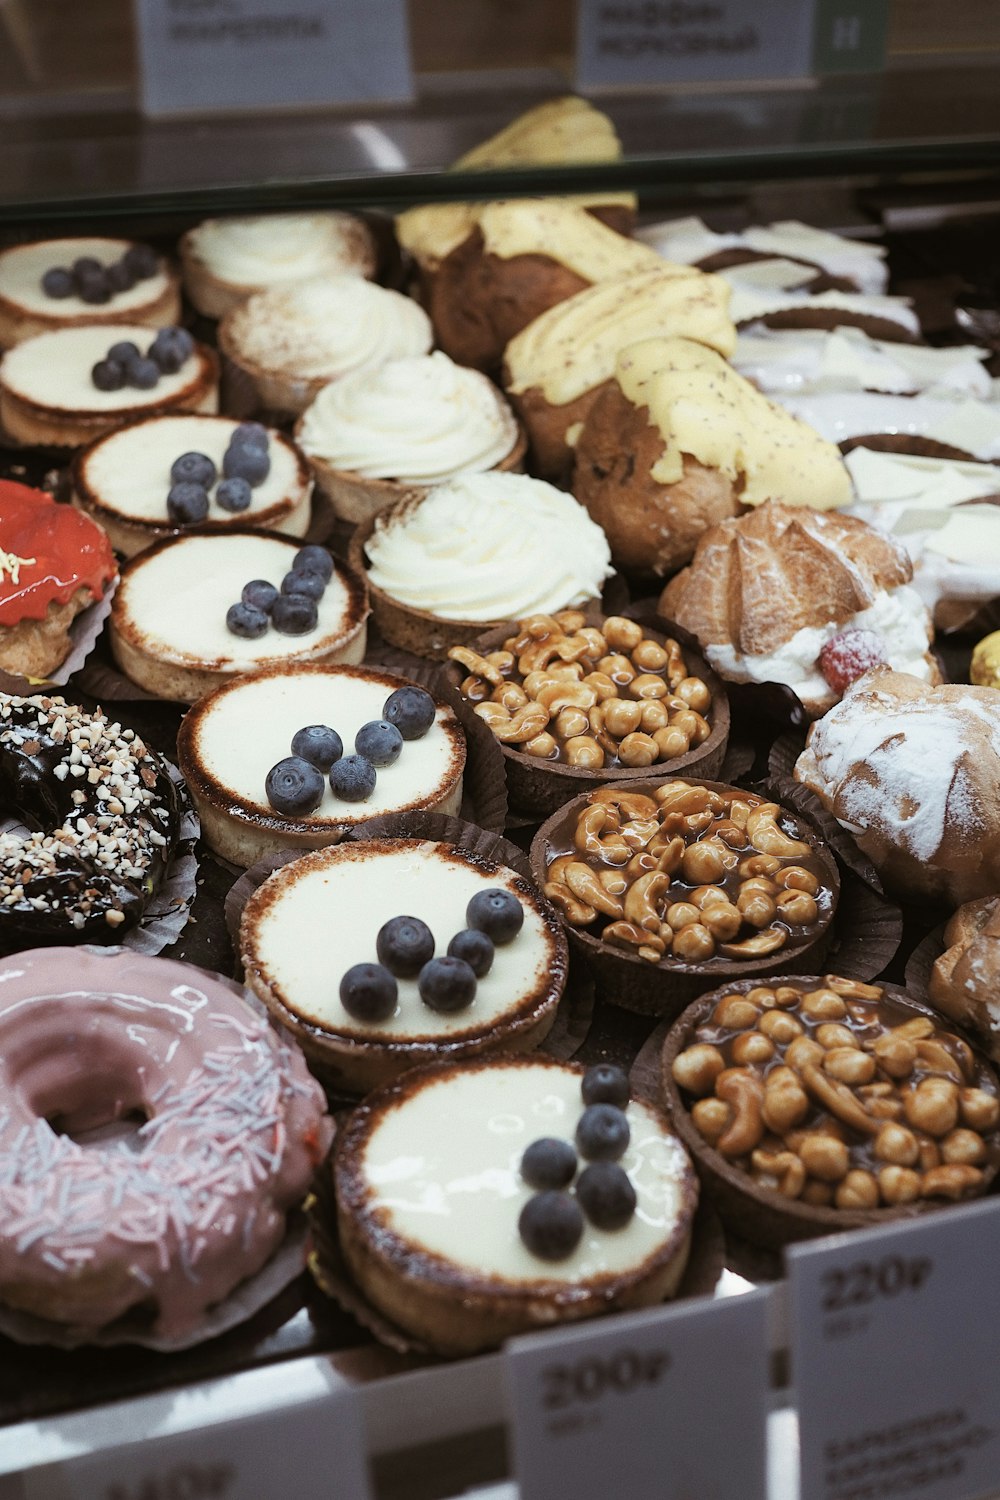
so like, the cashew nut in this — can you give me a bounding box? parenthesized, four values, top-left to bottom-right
(623, 871, 671, 930)
(448, 645, 504, 685)
(715, 1071, 765, 1158)
(564, 861, 625, 919)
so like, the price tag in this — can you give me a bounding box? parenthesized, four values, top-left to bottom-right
(134, 0, 413, 117)
(575, 0, 887, 89)
(505, 1287, 771, 1500)
(787, 1197, 1000, 1500)
(17, 1386, 370, 1500)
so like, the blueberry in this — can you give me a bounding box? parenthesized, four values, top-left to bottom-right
(466, 887, 523, 945)
(264, 755, 325, 816)
(230, 421, 269, 452)
(223, 441, 270, 486)
(241, 579, 278, 614)
(91, 359, 125, 392)
(418, 956, 477, 1013)
(290, 724, 342, 772)
(107, 340, 141, 368)
(446, 927, 494, 978)
(329, 754, 376, 802)
(41, 267, 74, 298)
(170, 451, 217, 488)
(377, 915, 435, 978)
(575, 1104, 630, 1163)
(339, 962, 397, 1023)
(124, 243, 160, 280)
(107, 259, 137, 293)
(382, 685, 436, 741)
(128, 357, 161, 390)
(521, 1137, 577, 1191)
(149, 326, 194, 373)
(576, 1162, 636, 1230)
(271, 594, 318, 635)
(280, 568, 325, 601)
(291, 545, 334, 581)
(518, 1191, 584, 1261)
(355, 719, 402, 768)
(216, 477, 252, 513)
(77, 271, 111, 305)
(72, 256, 103, 279)
(167, 481, 209, 524)
(225, 601, 268, 639)
(581, 1064, 630, 1110)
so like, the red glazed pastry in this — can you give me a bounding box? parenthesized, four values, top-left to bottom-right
(0, 479, 117, 678)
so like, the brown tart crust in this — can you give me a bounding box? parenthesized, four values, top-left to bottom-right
(109, 530, 368, 703)
(239, 839, 568, 1094)
(0, 343, 219, 448)
(334, 1055, 698, 1355)
(73, 417, 314, 558)
(530, 777, 839, 1016)
(662, 976, 1000, 1248)
(443, 615, 730, 817)
(299, 414, 527, 528)
(177, 663, 466, 867)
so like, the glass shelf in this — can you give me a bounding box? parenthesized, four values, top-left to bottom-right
(0, 64, 998, 227)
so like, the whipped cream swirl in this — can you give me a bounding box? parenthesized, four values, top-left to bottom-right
(188, 213, 373, 287)
(364, 473, 613, 621)
(226, 277, 432, 380)
(298, 352, 518, 483)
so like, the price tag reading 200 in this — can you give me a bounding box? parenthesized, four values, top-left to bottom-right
(505, 1288, 771, 1500)
(788, 1197, 1000, 1500)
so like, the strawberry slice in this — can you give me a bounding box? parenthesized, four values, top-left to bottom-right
(818, 629, 889, 695)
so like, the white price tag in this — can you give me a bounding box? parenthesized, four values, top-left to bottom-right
(787, 1197, 1000, 1500)
(134, 0, 413, 117)
(18, 1387, 370, 1500)
(505, 1288, 771, 1500)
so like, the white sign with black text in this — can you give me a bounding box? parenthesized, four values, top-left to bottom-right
(787, 1196, 1000, 1500)
(134, 0, 413, 117)
(505, 1287, 771, 1500)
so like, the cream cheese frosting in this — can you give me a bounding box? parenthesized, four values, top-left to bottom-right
(246, 842, 552, 1040)
(638, 215, 889, 294)
(185, 212, 374, 289)
(223, 277, 432, 381)
(358, 1061, 693, 1284)
(504, 267, 736, 408)
(117, 534, 356, 668)
(78, 415, 307, 523)
(364, 473, 613, 621)
(706, 583, 934, 703)
(732, 327, 992, 398)
(191, 670, 460, 825)
(0, 238, 171, 317)
(0, 325, 205, 413)
(613, 336, 853, 510)
(297, 352, 518, 483)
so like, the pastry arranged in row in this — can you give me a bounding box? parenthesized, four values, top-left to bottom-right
(637, 216, 890, 295)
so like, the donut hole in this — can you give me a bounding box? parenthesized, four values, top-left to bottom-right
(14, 1022, 153, 1146)
(48, 1104, 150, 1151)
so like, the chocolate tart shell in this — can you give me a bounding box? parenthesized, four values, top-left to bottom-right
(660, 976, 1000, 1249)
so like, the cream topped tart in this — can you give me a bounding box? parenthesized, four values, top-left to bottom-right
(0, 324, 218, 447)
(177, 664, 465, 866)
(335, 1056, 698, 1354)
(0, 237, 181, 346)
(110, 532, 367, 703)
(241, 838, 567, 1092)
(74, 415, 313, 557)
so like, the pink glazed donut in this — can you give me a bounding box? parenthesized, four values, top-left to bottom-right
(0, 946, 331, 1338)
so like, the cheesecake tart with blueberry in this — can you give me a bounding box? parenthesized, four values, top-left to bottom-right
(0, 237, 181, 346)
(0, 325, 218, 446)
(110, 535, 367, 702)
(334, 1056, 698, 1354)
(177, 665, 465, 865)
(73, 415, 313, 557)
(240, 838, 568, 1093)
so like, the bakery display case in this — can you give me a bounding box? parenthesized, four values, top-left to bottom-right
(3, 17, 1000, 1494)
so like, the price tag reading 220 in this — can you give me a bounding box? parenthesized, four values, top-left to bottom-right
(788, 1198, 1000, 1500)
(505, 1288, 771, 1500)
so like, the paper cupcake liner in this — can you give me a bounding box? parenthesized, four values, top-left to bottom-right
(305, 1148, 724, 1357)
(0, 580, 117, 695)
(768, 730, 807, 782)
(123, 756, 200, 957)
(0, 1216, 309, 1352)
(904, 926, 947, 999)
